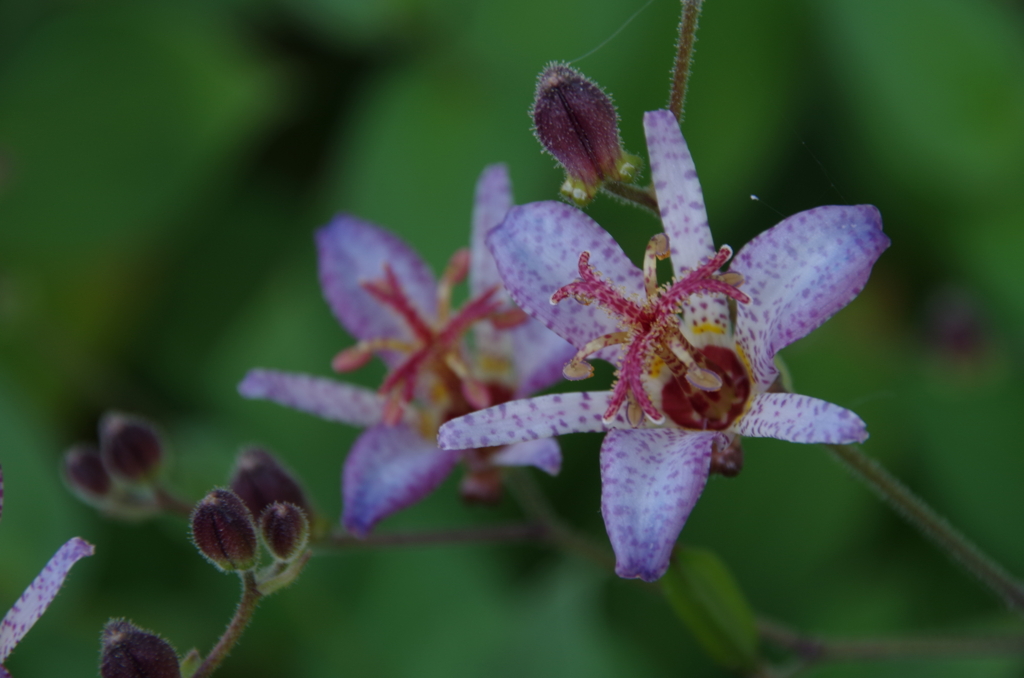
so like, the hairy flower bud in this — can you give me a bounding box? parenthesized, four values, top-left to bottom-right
(230, 448, 309, 518)
(64, 444, 112, 498)
(99, 412, 163, 483)
(100, 619, 180, 678)
(532, 62, 640, 206)
(259, 502, 309, 562)
(191, 489, 259, 572)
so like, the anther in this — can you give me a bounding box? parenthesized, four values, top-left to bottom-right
(685, 365, 724, 392)
(563, 359, 594, 381)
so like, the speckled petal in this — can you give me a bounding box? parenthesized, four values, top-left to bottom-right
(0, 537, 95, 662)
(510, 318, 576, 397)
(643, 110, 715, 274)
(731, 205, 889, 390)
(437, 391, 634, 450)
(487, 201, 644, 354)
(342, 424, 461, 538)
(733, 392, 868, 444)
(600, 429, 717, 582)
(238, 369, 388, 427)
(470, 164, 513, 300)
(317, 216, 437, 365)
(0, 664, 10, 677)
(491, 438, 562, 475)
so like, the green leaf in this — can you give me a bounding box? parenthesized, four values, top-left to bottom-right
(660, 546, 759, 671)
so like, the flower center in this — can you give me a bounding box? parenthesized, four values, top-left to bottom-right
(332, 249, 526, 426)
(551, 234, 751, 428)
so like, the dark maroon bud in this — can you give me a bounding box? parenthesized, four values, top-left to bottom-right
(191, 488, 259, 572)
(64, 444, 112, 498)
(100, 619, 180, 678)
(99, 412, 163, 482)
(710, 437, 743, 478)
(531, 62, 640, 206)
(230, 447, 309, 518)
(259, 502, 309, 562)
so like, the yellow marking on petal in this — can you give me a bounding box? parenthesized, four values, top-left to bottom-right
(648, 356, 666, 379)
(692, 323, 726, 335)
(729, 343, 757, 428)
(478, 354, 513, 375)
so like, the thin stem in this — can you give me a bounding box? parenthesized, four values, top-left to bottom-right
(669, 0, 704, 121)
(192, 571, 262, 678)
(602, 181, 659, 214)
(826, 443, 1024, 613)
(758, 616, 1024, 664)
(154, 485, 194, 517)
(323, 523, 548, 549)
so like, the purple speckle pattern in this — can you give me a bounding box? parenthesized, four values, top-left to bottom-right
(491, 438, 563, 475)
(342, 424, 461, 538)
(487, 201, 644, 357)
(238, 369, 387, 428)
(600, 429, 717, 582)
(316, 216, 438, 367)
(469, 163, 513, 300)
(730, 204, 889, 390)
(509, 318, 577, 397)
(643, 110, 715, 274)
(0, 537, 94, 662)
(734, 393, 868, 444)
(437, 391, 633, 450)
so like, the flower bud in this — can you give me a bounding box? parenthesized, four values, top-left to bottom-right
(532, 62, 640, 206)
(100, 619, 180, 678)
(230, 448, 309, 518)
(191, 488, 259, 572)
(259, 502, 309, 562)
(64, 444, 112, 499)
(99, 412, 163, 482)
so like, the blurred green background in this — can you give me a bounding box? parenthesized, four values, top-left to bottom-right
(1, 0, 1024, 675)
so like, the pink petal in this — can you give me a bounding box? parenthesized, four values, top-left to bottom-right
(238, 369, 388, 427)
(509, 318, 577, 397)
(469, 163, 513, 300)
(0, 537, 94, 662)
(317, 216, 437, 366)
(491, 438, 562, 475)
(731, 204, 889, 390)
(601, 429, 717, 582)
(342, 424, 461, 538)
(486, 201, 644, 355)
(437, 391, 634, 450)
(643, 110, 715, 274)
(733, 392, 868, 444)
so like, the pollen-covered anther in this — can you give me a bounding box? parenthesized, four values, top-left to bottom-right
(563, 358, 594, 381)
(717, 271, 744, 287)
(489, 307, 529, 329)
(644, 234, 671, 297)
(332, 344, 375, 372)
(686, 365, 724, 392)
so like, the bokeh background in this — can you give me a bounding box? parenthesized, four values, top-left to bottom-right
(2, 0, 1024, 675)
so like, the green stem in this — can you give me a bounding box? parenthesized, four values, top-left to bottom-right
(602, 181, 660, 214)
(826, 443, 1024, 612)
(192, 571, 262, 678)
(669, 0, 704, 122)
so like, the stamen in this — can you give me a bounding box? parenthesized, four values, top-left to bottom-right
(667, 330, 723, 392)
(718, 271, 744, 287)
(643, 233, 670, 298)
(562, 331, 629, 381)
(437, 248, 471, 323)
(626, 396, 644, 428)
(332, 338, 414, 373)
(445, 353, 492, 410)
(563, 359, 594, 381)
(489, 307, 529, 329)
(361, 264, 434, 342)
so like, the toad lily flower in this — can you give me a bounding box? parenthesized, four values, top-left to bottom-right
(0, 464, 94, 677)
(438, 110, 890, 582)
(239, 165, 574, 536)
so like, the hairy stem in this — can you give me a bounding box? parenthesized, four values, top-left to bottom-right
(192, 571, 262, 678)
(826, 443, 1024, 613)
(603, 181, 660, 214)
(324, 523, 547, 549)
(669, 0, 704, 121)
(154, 485, 194, 517)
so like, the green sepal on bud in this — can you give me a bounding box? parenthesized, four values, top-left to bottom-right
(99, 412, 164, 483)
(100, 619, 181, 678)
(191, 488, 259, 573)
(532, 62, 641, 206)
(259, 502, 309, 562)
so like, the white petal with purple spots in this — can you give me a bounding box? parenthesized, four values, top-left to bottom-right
(238, 369, 389, 427)
(643, 110, 715, 274)
(491, 438, 562, 475)
(469, 163, 513, 300)
(731, 205, 889, 390)
(487, 201, 644, 357)
(342, 424, 461, 538)
(733, 392, 868, 444)
(600, 428, 717, 582)
(0, 537, 94, 662)
(510, 318, 576, 397)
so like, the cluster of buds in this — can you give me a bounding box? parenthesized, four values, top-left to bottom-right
(99, 620, 182, 678)
(63, 412, 175, 519)
(532, 62, 641, 206)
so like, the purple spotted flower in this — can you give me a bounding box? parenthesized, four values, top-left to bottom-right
(239, 165, 574, 537)
(438, 109, 890, 582)
(0, 464, 94, 677)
